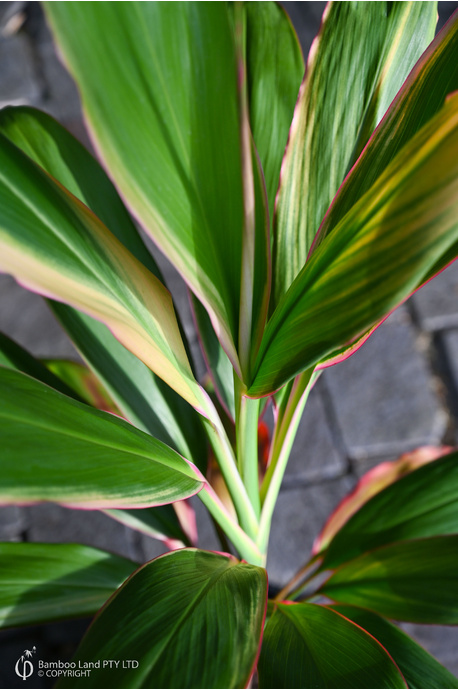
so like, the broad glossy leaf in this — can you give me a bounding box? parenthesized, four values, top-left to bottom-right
(45, 3, 270, 379)
(273, 2, 436, 305)
(313, 446, 452, 556)
(0, 543, 135, 628)
(0, 133, 206, 414)
(0, 107, 208, 451)
(1, 342, 189, 547)
(322, 536, 458, 623)
(0, 368, 204, 509)
(59, 549, 267, 689)
(331, 605, 458, 689)
(0, 332, 81, 402)
(248, 95, 458, 396)
(243, 1, 304, 220)
(322, 449, 458, 569)
(258, 602, 406, 689)
(45, 359, 119, 413)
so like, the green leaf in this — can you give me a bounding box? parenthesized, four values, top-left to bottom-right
(44, 358, 119, 413)
(0, 338, 188, 540)
(45, 2, 270, 380)
(249, 94, 458, 396)
(272, 1, 437, 306)
(233, 4, 271, 378)
(0, 344, 185, 543)
(0, 332, 82, 402)
(0, 542, 135, 628)
(50, 306, 208, 472)
(0, 132, 206, 414)
(243, 1, 304, 223)
(0, 107, 209, 447)
(321, 536, 458, 624)
(258, 602, 406, 689)
(58, 549, 267, 689)
(0, 106, 161, 278)
(322, 449, 458, 569)
(0, 368, 204, 509)
(104, 505, 194, 548)
(331, 605, 458, 689)
(316, 10, 458, 253)
(313, 446, 452, 556)
(305, 12, 458, 371)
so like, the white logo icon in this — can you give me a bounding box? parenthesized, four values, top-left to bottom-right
(15, 646, 36, 681)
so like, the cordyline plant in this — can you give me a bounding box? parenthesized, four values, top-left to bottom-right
(1, 1, 458, 688)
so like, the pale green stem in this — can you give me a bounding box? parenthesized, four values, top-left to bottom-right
(202, 413, 259, 541)
(198, 484, 265, 566)
(235, 376, 261, 518)
(272, 379, 295, 432)
(260, 369, 316, 502)
(257, 369, 318, 555)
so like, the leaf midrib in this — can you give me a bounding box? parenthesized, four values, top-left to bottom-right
(140, 561, 238, 686)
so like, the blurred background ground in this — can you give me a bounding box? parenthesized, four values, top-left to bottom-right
(1, 2, 458, 686)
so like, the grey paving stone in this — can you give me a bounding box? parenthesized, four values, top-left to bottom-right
(436, 329, 458, 434)
(437, 2, 458, 31)
(0, 32, 41, 107)
(401, 623, 458, 677)
(192, 495, 222, 553)
(283, 383, 347, 486)
(28, 7, 82, 124)
(25, 504, 139, 562)
(351, 454, 404, 479)
(0, 506, 26, 539)
(138, 534, 169, 564)
(0, 2, 26, 36)
(323, 315, 447, 461)
(282, 2, 326, 56)
(267, 476, 354, 587)
(411, 261, 458, 332)
(0, 275, 80, 361)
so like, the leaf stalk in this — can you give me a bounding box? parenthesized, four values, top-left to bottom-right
(235, 375, 261, 518)
(198, 484, 265, 566)
(257, 368, 317, 554)
(202, 411, 259, 541)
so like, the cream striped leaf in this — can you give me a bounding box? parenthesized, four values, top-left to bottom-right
(0, 107, 207, 464)
(273, 2, 437, 306)
(315, 10, 458, 252)
(45, 3, 270, 382)
(0, 133, 208, 415)
(249, 95, 458, 396)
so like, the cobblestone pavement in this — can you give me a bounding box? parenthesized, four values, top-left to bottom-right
(1, 2, 458, 684)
